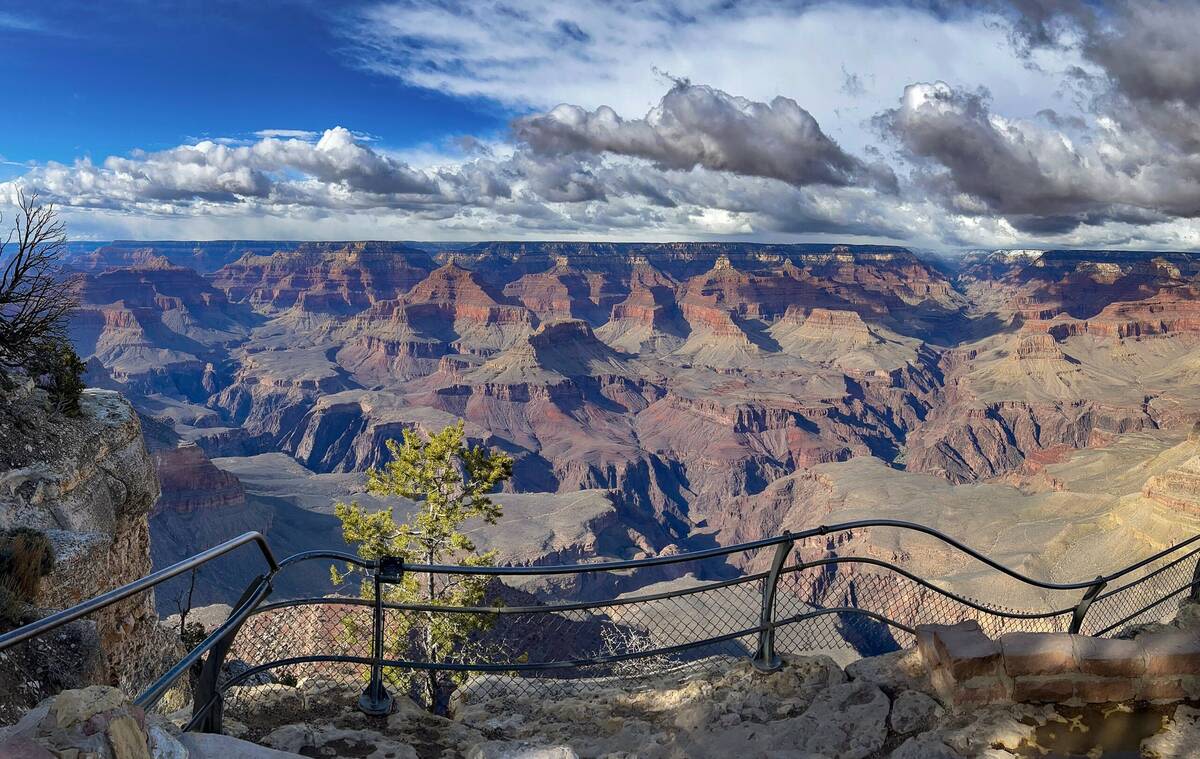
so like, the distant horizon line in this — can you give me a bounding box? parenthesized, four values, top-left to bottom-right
(59, 239, 1200, 257)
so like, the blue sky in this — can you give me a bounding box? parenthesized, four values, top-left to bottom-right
(0, 2, 510, 174)
(2, 1, 1200, 251)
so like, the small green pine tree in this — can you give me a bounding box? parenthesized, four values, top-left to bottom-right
(332, 421, 513, 712)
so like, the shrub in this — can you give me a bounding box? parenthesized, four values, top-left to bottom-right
(29, 339, 87, 415)
(0, 527, 55, 630)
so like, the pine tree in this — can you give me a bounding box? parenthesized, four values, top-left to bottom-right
(333, 421, 513, 712)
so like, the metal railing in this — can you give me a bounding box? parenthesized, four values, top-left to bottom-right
(3, 520, 1200, 733)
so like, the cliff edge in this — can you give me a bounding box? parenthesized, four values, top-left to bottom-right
(0, 384, 175, 717)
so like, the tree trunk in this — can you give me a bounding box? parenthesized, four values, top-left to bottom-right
(425, 548, 439, 713)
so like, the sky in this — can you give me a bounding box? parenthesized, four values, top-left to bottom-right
(2, 0, 1200, 251)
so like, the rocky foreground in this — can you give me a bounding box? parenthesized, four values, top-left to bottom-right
(0, 386, 181, 723)
(6, 622, 1200, 758)
(213, 607, 1200, 759)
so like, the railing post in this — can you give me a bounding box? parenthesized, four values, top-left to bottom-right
(358, 557, 400, 716)
(1068, 576, 1107, 634)
(191, 574, 270, 733)
(752, 533, 794, 672)
(1190, 559, 1200, 604)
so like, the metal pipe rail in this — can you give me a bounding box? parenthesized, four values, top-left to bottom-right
(393, 518, 1200, 590)
(3, 518, 1200, 734)
(0, 531, 278, 652)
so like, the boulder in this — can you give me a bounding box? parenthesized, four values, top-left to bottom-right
(890, 689, 942, 735)
(465, 742, 578, 759)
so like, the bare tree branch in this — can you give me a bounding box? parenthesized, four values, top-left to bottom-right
(0, 192, 80, 382)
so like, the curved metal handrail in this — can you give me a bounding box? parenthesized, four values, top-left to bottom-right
(4, 517, 1198, 734)
(782, 556, 1077, 620)
(279, 549, 372, 571)
(258, 552, 1077, 621)
(393, 518, 1200, 591)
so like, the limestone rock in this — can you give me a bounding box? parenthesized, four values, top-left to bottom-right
(890, 689, 942, 735)
(261, 723, 418, 759)
(465, 742, 578, 759)
(890, 733, 963, 759)
(1142, 704, 1200, 759)
(146, 725, 186, 759)
(178, 732, 307, 758)
(52, 686, 126, 729)
(0, 736, 55, 758)
(785, 680, 890, 758)
(0, 687, 162, 759)
(845, 648, 929, 695)
(939, 706, 1037, 755)
(105, 715, 150, 759)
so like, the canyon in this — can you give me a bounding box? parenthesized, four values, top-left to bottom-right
(59, 242, 1200, 615)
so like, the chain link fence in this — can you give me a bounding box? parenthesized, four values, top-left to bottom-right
(213, 528, 1200, 719)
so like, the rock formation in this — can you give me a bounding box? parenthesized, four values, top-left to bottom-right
(151, 443, 246, 515)
(0, 386, 178, 707)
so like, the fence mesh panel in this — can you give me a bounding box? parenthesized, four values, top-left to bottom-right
(1080, 546, 1200, 637)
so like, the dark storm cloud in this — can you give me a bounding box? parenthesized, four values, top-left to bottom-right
(514, 82, 897, 192)
(876, 79, 1200, 232)
(991, 0, 1200, 150)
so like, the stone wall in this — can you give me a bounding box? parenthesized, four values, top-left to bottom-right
(917, 618, 1200, 707)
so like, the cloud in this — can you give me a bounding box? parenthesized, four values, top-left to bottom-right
(339, 0, 1077, 157)
(877, 80, 1200, 232)
(3, 128, 445, 212)
(253, 129, 320, 140)
(8, 0, 1200, 252)
(0, 11, 45, 32)
(0, 92, 931, 245)
(2, 81, 915, 237)
(998, 0, 1200, 109)
(514, 82, 896, 192)
(863, 0, 1200, 234)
